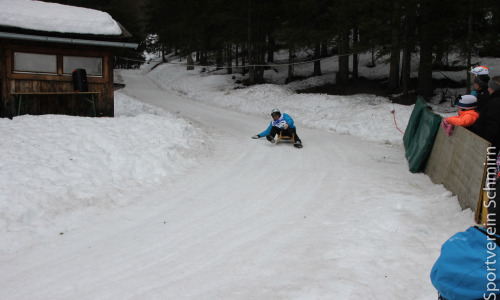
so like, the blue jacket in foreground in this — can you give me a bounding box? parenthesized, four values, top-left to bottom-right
(430, 226, 500, 300)
(258, 113, 296, 137)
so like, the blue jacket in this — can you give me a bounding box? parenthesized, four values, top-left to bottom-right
(430, 226, 500, 300)
(258, 113, 296, 137)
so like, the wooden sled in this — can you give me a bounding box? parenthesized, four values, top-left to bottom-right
(276, 131, 295, 144)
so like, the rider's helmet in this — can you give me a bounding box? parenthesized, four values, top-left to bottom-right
(271, 109, 281, 118)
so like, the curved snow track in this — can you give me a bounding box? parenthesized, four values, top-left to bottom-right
(0, 70, 470, 299)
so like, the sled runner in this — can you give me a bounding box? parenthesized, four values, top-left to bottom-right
(276, 131, 302, 148)
(276, 131, 295, 144)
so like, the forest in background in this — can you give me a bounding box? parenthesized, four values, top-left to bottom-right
(47, 0, 500, 99)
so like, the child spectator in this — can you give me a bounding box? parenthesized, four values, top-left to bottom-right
(441, 95, 479, 137)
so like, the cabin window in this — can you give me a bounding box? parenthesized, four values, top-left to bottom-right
(63, 56, 103, 77)
(13, 52, 57, 74)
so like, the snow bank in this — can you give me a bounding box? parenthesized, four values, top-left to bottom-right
(146, 63, 414, 145)
(0, 92, 211, 234)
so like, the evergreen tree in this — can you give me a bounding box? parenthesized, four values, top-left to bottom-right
(416, 0, 435, 99)
(326, 0, 354, 86)
(387, 0, 402, 93)
(400, 0, 418, 96)
(483, 0, 500, 56)
(52, 0, 500, 96)
(275, 0, 317, 82)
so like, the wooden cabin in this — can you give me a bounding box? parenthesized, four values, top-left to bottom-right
(0, 2, 137, 118)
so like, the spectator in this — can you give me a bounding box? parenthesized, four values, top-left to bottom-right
(441, 95, 479, 137)
(468, 66, 491, 112)
(470, 76, 500, 152)
(473, 74, 491, 112)
(469, 66, 489, 95)
(430, 222, 500, 300)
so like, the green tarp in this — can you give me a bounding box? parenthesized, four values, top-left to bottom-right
(403, 97, 427, 150)
(404, 97, 442, 173)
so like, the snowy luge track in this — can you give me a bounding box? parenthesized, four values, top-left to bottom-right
(113, 70, 434, 298)
(0, 69, 467, 299)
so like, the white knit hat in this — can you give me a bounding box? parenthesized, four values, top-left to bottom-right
(457, 95, 477, 109)
(469, 66, 489, 75)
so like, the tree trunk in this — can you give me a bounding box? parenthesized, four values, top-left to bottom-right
(388, 0, 401, 93)
(200, 51, 208, 65)
(161, 44, 166, 62)
(248, 0, 255, 84)
(434, 44, 445, 69)
(254, 9, 264, 83)
(216, 47, 223, 70)
(400, 0, 416, 96)
(352, 26, 359, 80)
(466, 0, 473, 94)
(287, 46, 295, 83)
(337, 30, 350, 86)
(242, 45, 246, 74)
(241, 46, 247, 69)
(268, 36, 275, 63)
(186, 53, 194, 70)
(227, 44, 233, 74)
(417, 0, 434, 98)
(256, 46, 265, 83)
(314, 42, 321, 76)
(321, 42, 328, 57)
(371, 45, 376, 67)
(401, 48, 410, 96)
(235, 45, 239, 67)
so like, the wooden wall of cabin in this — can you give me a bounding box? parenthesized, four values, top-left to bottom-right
(1, 40, 115, 118)
(11, 80, 113, 117)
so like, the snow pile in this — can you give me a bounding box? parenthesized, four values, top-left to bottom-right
(0, 93, 211, 237)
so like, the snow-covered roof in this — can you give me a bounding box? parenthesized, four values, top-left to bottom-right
(0, 0, 122, 36)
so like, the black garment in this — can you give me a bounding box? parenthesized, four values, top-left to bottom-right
(269, 126, 301, 143)
(470, 90, 500, 151)
(476, 87, 491, 112)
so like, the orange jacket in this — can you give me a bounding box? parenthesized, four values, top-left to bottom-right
(445, 110, 479, 127)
